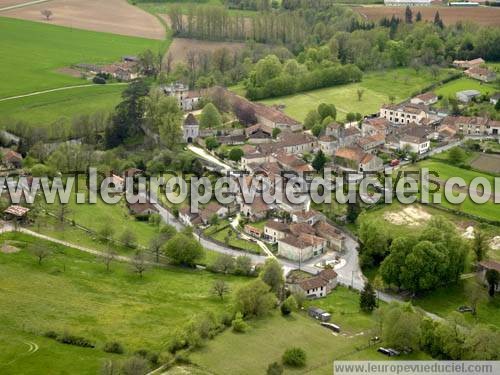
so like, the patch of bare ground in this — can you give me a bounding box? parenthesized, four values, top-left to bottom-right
(2, 0, 165, 40)
(470, 153, 500, 174)
(0, 0, 33, 8)
(383, 205, 432, 226)
(55, 67, 83, 78)
(356, 5, 500, 27)
(1, 243, 20, 253)
(165, 37, 246, 67)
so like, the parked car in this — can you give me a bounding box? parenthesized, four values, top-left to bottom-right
(377, 347, 400, 357)
(457, 305, 474, 313)
(390, 159, 400, 167)
(320, 322, 341, 333)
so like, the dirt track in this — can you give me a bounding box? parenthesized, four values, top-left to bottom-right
(1, 0, 165, 40)
(356, 5, 500, 27)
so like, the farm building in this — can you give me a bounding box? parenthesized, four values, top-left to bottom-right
(456, 90, 481, 103)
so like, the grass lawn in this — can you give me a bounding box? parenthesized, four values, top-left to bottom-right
(203, 220, 262, 254)
(259, 67, 456, 122)
(0, 17, 162, 98)
(190, 286, 426, 374)
(42, 178, 160, 248)
(413, 278, 500, 329)
(0, 84, 125, 134)
(137, 0, 258, 17)
(0, 232, 248, 374)
(435, 77, 499, 100)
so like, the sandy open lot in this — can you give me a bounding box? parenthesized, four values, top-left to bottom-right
(356, 6, 500, 27)
(165, 37, 246, 67)
(384, 206, 432, 226)
(1, 0, 165, 39)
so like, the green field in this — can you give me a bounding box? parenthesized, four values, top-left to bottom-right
(414, 278, 500, 329)
(191, 286, 428, 374)
(435, 77, 499, 100)
(0, 17, 162, 98)
(259, 68, 456, 121)
(203, 220, 262, 254)
(0, 85, 125, 134)
(0, 232, 247, 374)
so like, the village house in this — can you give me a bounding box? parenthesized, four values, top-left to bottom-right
(437, 124, 458, 140)
(178, 202, 228, 226)
(477, 260, 500, 292)
(410, 92, 438, 106)
(277, 131, 316, 154)
(441, 116, 489, 135)
(252, 103, 303, 132)
(399, 135, 430, 155)
(325, 122, 343, 138)
(291, 268, 338, 299)
(245, 124, 273, 144)
(314, 221, 345, 251)
(357, 133, 385, 153)
(263, 220, 290, 243)
(273, 152, 313, 173)
(334, 147, 383, 172)
(199, 202, 229, 224)
(452, 58, 485, 70)
(380, 103, 428, 125)
(183, 113, 199, 143)
(162, 83, 201, 111)
(2, 149, 23, 169)
(291, 210, 325, 226)
(465, 66, 496, 83)
(339, 126, 361, 147)
(240, 196, 272, 222)
(179, 206, 202, 226)
(109, 174, 125, 193)
(278, 232, 327, 262)
(361, 117, 391, 136)
(318, 135, 339, 156)
(123, 167, 143, 179)
(127, 202, 158, 218)
(99, 61, 139, 81)
(3, 205, 30, 222)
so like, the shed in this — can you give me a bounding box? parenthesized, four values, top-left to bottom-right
(308, 307, 331, 322)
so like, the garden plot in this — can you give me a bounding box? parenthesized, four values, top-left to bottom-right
(383, 205, 432, 226)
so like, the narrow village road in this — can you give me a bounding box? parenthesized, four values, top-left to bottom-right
(187, 144, 231, 173)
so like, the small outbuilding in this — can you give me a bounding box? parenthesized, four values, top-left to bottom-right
(4, 205, 30, 222)
(308, 307, 331, 322)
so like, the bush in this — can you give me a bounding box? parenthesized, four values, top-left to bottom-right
(43, 330, 58, 339)
(282, 347, 306, 367)
(57, 332, 95, 348)
(103, 341, 125, 354)
(231, 312, 249, 333)
(93, 76, 106, 84)
(267, 361, 284, 375)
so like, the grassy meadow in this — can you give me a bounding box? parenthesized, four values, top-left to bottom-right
(191, 286, 428, 374)
(258, 67, 457, 121)
(0, 232, 247, 374)
(0, 84, 125, 132)
(0, 17, 162, 98)
(435, 77, 499, 100)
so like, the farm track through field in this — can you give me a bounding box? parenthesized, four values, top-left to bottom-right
(0, 83, 127, 102)
(0, 0, 50, 12)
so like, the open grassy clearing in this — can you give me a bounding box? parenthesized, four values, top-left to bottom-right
(191, 286, 427, 374)
(42, 178, 159, 248)
(435, 77, 499, 100)
(414, 278, 500, 329)
(1, 0, 165, 39)
(0, 17, 162, 98)
(0, 231, 248, 374)
(259, 68, 456, 122)
(0, 84, 124, 131)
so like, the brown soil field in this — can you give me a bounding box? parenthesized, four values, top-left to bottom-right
(165, 37, 246, 67)
(1, 0, 165, 39)
(470, 153, 500, 174)
(356, 6, 500, 27)
(0, 0, 33, 8)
